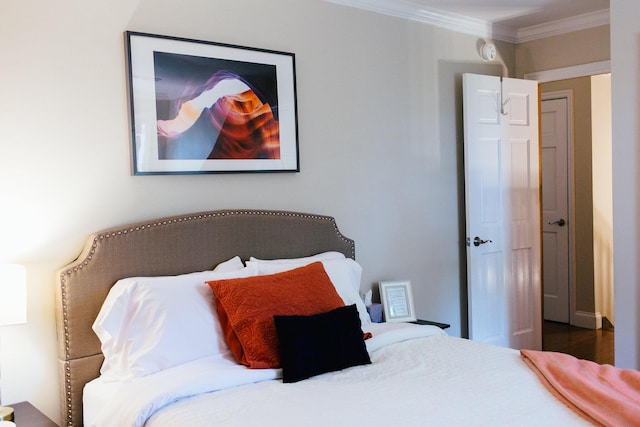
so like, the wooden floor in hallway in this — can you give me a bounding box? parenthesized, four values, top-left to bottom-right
(542, 320, 614, 365)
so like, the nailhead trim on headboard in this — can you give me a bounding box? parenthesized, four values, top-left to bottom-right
(57, 209, 355, 426)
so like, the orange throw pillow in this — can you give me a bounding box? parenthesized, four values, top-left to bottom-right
(207, 262, 345, 368)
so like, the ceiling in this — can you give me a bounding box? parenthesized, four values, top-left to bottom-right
(324, 0, 610, 42)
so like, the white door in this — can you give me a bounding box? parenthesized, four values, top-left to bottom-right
(541, 96, 570, 323)
(463, 73, 542, 350)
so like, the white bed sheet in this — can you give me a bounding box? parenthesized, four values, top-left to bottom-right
(84, 323, 589, 427)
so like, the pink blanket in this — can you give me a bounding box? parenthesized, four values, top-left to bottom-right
(521, 349, 640, 426)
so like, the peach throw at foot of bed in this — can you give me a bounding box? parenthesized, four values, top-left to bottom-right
(521, 349, 640, 427)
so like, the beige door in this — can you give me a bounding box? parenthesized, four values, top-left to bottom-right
(463, 73, 542, 350)
(541, 95, 571, 323)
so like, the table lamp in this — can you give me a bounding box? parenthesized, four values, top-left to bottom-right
(0, 264, 27, 423)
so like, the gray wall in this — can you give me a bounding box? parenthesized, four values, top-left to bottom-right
(611, 0, 640, 370)
(515, 25, 610, 78)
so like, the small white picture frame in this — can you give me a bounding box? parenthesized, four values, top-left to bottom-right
(379, 280, 416, 322)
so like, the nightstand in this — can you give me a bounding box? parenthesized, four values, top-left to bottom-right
(411, 319, 450, 329)
(9, 402, 57, 427)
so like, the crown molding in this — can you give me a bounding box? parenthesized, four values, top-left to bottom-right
(322, 0, 494, 40)
(322, 0, 609, 44)
(516, 9, 610, 43)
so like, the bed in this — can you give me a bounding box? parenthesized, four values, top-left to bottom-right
(55, 210, 636, 427)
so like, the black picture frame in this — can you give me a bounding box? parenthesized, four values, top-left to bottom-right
(125, 31, 299, 175)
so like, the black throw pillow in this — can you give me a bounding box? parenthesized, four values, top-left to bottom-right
(274, 304, 372, 383)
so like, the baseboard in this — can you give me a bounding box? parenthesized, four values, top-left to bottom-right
(572, 311, 603, 330)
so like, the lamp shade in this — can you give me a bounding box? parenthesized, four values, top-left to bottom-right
(0, 264, 27, 326)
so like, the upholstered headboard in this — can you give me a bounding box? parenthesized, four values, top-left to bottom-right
(55, 210, 355, 426)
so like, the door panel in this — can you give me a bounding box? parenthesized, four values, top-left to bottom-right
(512, 248, 534, 336)
(474, 251, 506, 345)
(463, 73, 541, 350)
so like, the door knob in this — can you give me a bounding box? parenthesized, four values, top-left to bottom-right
(473, 236, 492, 247)
(548, 218, 566, 227)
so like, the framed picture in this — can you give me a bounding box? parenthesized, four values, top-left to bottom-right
(379, 280, 416, 322)
(125, 31, 299, 175)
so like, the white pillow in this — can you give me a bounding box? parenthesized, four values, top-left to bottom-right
(246, 258, 371, 326)
(93, 267, 254, 381)
(213, 256, 245, 272)
(248, 251, 346, 265)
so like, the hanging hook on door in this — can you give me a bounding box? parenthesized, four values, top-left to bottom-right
(500, 77, 510, 116)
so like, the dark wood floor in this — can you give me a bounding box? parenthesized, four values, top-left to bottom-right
(542, 320, 614, 365)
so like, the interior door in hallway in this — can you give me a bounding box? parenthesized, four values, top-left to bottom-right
(463, 73, 541, 350)
(541, 96, 570, 323)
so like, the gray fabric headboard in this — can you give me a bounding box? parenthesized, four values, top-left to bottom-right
(55, 209, 355, 426)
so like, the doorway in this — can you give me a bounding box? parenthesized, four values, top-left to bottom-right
(536, 73, 614, 363)
(538, 75, 613, 330)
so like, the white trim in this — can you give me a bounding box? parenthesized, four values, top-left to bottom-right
(517, 9, 610, 43)
(524, 60, 611, 83)
(322, 0, 609, 43)
(573, 310, 603, 330)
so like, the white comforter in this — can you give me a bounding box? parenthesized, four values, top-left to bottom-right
(84, 323, 589, 426)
